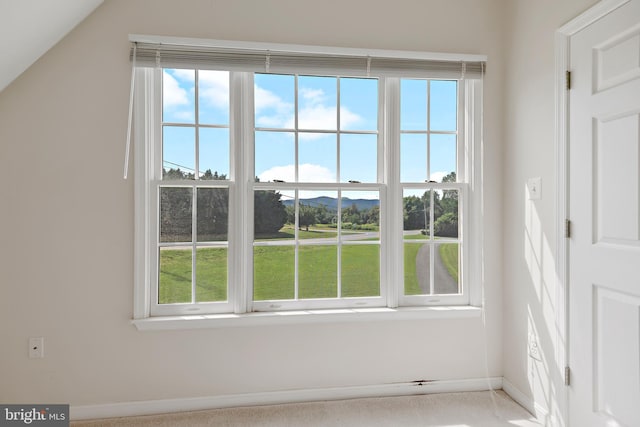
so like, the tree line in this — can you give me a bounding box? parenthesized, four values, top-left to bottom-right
(159, 168, 458, 241)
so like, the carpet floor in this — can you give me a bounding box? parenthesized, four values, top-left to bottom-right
(71, 390, 542, 427)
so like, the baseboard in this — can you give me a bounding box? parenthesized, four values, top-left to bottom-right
(502, 377, 549, 422)
(71, 377, 503, 421)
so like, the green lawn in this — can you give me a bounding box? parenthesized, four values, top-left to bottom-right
(159, 239, 456, 304)
(159, 247, 228, 304)
(253, 244, 382, 300)
(403, 243, 423, 295)
(439, 243, 459, 284)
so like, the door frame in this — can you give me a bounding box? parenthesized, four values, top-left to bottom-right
(554, 0, 630, 425)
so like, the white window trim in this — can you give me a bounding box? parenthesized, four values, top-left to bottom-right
(132, 306, 483, 331)
(132, 37, 485, 327)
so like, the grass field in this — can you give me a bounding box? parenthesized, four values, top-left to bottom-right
(159, 248, 228, 304)
(159, 236, 458, 304)
(255, 225, 337, 241)
(439, 243, 459, 283)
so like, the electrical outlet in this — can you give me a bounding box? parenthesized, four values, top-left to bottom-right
(29, 337, 44, 358)
(528, 333, 541, 361)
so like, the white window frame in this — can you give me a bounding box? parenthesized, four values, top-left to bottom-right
(396, 78, 468, 307)
(132, 36, 485, 324)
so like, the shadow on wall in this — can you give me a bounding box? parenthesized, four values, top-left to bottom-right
(523, 181, 564, 425)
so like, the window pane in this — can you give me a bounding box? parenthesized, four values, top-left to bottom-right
(404, 242, 428, 295)
(430, 80, 457, 131)
(340, 134, 377, 183)
(298, 76, 337, 130)
(254, 246, 294, 300)
(340, 191, 380, 236)
(299, 245, 337, 299)
(159, 187, 192, 243)
(400, 134, 427, 182)
(254, 190, 288, 239)
(299, 133, 336, 182)
(430, 134, 457, 182)
(163, 69, 195, 124)
(403, 189, 431, 239)
(255, 73, 294, 129)
(255, 131, 294, 182)
(163, 126, 195, 179)
(197, 188, 228, 242)
(341, 244, 380, 297)
(434, 242, 459, 294)
(199, 128, 229, 179)
(198, 70, 229, 125)
(401, 79, 427, 130)
(159, 248, 192, 303)
(298, 191, 338, 237)
(434, 188, 459, 239)
(340, 77, 377, 131)
(196, 248, 227, 302)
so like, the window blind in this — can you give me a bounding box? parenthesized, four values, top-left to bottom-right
(130, 42, 485, 79)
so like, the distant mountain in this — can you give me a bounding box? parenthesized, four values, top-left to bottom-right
(282, 196, 379, 211)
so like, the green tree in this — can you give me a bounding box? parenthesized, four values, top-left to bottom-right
(314, 204, 335, 224)
(442, 171, 456, 183)
(361, 205, 379, 225)
(254, 190, 287, 235)
(434, 212, 458, 237)
(433, 171, 458, 237)
(403, 195, 428, 230)
(342, 203, 361, 225)
(298, 204, 316, 231)
(163, 167, 195, 180)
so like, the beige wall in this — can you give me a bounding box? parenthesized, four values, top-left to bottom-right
(0, 0, 506, 406)
(501, 0, 598, 422)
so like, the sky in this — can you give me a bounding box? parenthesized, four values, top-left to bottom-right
(161, 69, 458, 199)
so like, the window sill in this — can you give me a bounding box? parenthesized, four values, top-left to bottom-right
(132, 306, 482, 331)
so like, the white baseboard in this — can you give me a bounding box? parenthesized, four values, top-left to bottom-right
(71, 377, 503, 421)
(502, 377, 549, 422)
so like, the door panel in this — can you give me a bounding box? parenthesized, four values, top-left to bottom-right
(569, 1, 640, 426)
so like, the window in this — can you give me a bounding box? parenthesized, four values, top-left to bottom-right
(132, 38, 485, 320)
(252, 74, 382, 311)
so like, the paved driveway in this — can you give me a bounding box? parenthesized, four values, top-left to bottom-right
(415, 243, 458, 294)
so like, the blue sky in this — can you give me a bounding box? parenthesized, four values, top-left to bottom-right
(161, 69, 457, 194)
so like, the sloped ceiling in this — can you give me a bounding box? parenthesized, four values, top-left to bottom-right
(0, 0, 103, 93)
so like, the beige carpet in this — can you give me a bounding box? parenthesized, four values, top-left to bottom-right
(71, 390, 542, 427)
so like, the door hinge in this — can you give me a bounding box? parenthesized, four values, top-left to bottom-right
(566, 70, 572, 90)
(564, 366, 571, 386)
(565, 219, 571, 238)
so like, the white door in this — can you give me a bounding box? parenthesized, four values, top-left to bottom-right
(569, 0, 640, 426)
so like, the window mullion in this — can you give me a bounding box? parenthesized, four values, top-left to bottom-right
(336, 78, 342, 298)
(149, 68, 163, 314)
(337, 189, 342, 298)
(229, 71, 254, 314)
(429, 190, 435, 295)
(384, 77, 401, 308)
(426, 80, 431, 181)
(191, 185, 197, 304)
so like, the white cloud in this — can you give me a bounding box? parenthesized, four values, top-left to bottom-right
(299, 87, 325, 104)
(254, 84, 362, 132)
(297, 105, 361, 131)
(198, 70, 229, 109)
(430, 171, 447, 183)
(258, 163, 335, 183)
(162, 70, 189, 108)
(254, 85, 293, 128)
